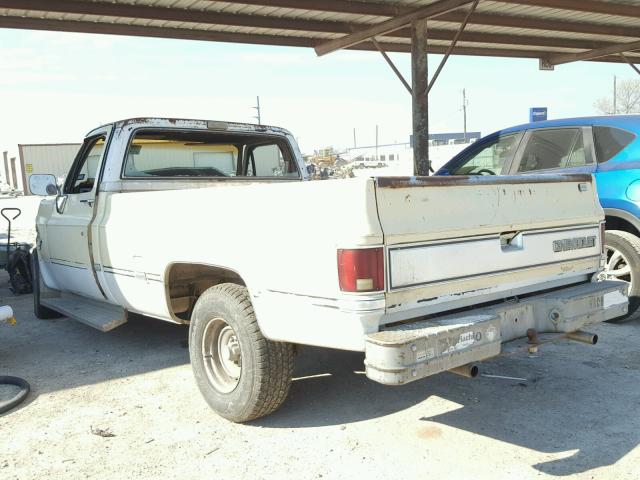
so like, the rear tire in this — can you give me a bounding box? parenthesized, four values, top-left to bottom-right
(31, 250, 63, 319)
(189, 283, 294, 422)
(604, 230, 640, 322)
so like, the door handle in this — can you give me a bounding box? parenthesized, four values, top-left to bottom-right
(80, 199, 94, 207)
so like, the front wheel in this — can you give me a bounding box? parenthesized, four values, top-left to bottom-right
(604, 230, 640, 322)
(189, 283, 295, 422)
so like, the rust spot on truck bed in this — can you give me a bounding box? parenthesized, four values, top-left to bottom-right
(376, 174, 592, 188)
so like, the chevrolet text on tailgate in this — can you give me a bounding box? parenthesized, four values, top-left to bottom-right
(29, 118, 628, 422)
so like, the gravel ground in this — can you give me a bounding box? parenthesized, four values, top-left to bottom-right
(0, 272, 639, 479)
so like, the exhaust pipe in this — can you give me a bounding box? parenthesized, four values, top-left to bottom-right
(449, 363, 479, 378)
(566, 330, 598, 345)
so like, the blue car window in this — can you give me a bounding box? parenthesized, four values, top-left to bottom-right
(593, 126, 636, 163)
(449, 134, 519, 175)
(565, 130, 590, 168)
(517, 128, 590, 172)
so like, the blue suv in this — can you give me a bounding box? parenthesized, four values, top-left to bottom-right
(437, 115, 640, 320)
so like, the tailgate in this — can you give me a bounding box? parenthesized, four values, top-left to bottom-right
(375, 175, 604, 321)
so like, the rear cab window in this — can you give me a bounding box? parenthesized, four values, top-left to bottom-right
(123, 130, 300, 179)
(593, 126, 636, 163)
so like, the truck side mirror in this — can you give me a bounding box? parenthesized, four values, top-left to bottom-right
(29, 174, 58, 196)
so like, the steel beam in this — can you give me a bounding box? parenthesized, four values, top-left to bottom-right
(3, 1, 640, 46)
(547, 39, 640, 66)
(314, 0, 473, 56)
(0, 15, 316, 47)
(223, 0, 640, 19)
(372, 38, 412, 94)
(237, 1, 640, 36)
(427, 0, 478, 94)
(503, 0, 640, 18)
(0, 15, 639, 65)
(620, 53, 640, 77)
(0, 0, 348, 32)
(412, 19, 430, 177)
(229, 0, 408, 17)
(439, 11, 640, 39)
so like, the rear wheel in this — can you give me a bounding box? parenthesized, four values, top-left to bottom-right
(31, 250, 63, 319)
(189, 283, 294, 422)
(603, 230, 640, 322)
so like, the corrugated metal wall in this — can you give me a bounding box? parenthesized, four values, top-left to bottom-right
(20, 144, 80, 195)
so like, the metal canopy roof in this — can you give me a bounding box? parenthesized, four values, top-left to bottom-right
(1, 0, 640, 67)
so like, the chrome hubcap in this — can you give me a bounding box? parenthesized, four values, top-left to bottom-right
(604, 245, 633, 287)
(202, 318, 241, 393)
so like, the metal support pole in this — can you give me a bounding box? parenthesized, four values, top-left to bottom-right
(412, 19, 430, 176)
(462, 88, 468, 142)
(353, 128, 357, 148)
(254, 96, 261, 124)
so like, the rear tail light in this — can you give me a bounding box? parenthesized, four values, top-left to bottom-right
(600, 222, 606, 255)
(337, 247, 384, 292)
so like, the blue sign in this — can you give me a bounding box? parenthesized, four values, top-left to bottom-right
(529, 107, 548, 122)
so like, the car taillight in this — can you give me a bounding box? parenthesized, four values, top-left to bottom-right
(600, 222, 606, 254)
(337, 247, 384, 292)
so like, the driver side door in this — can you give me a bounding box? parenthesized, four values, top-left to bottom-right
(42, 128, 111, 301)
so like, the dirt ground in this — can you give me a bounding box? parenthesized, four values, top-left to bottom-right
(0, 271, 638, 480)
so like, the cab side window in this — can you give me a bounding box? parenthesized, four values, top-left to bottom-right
(245, 143, 298, 177)
(517, 128, 591, 173)
(65, 137, 105, 194)
(450, 134, 520, 175)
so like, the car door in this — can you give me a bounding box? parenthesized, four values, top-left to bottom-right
(43, 127, 112, 300)
(509, 127, 596, 175)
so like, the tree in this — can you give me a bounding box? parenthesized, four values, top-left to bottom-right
(594, 78, 640, 115)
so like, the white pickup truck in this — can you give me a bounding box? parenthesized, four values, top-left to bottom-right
(29, 118, 628, 422)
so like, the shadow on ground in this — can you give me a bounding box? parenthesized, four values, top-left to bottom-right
(259, 315, 640, 476)
(0, 280, 190, 401)
(1, 268, 639, 476)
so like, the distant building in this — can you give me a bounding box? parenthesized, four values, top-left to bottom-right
(410, 132, 481, 147)
(345, 140, 472, 173)
(345, 143, 412, 166)
(18, 143, 81, 195)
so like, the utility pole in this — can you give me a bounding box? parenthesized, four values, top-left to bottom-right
(462, 88, 468, 142)
(253, 96, 262, 124)
(613, 75, 617, 115)
(375, 125, 379, 162)
(353, 128, 357, 148)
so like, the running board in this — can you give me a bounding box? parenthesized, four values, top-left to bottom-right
(41, 292, 128, 332)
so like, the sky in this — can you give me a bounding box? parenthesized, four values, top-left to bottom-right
(0, 28, 636, 157)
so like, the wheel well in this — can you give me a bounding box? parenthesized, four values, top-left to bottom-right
(165, 263, 245, 321)
(605, 215, 640, 237)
